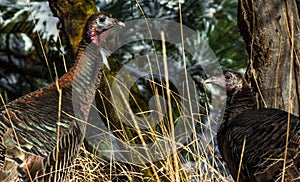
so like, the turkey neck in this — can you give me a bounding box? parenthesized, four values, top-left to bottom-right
(8, 33, 105, 123)
(222, 87, 257, 127)
(56, 38, 104, 120)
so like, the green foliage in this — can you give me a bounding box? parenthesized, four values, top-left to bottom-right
(0, 1, 68, 102)
(0, 0, 246, 101)
(100, 0, 247, 70)
(0, 0, 243, 180)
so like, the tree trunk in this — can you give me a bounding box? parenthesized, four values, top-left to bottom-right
(48, 0, 98, 59)
(238, 0, 300, 116)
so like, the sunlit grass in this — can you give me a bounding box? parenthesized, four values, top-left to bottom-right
(21, 1, 231, 181)
(66, 55, 231, 181)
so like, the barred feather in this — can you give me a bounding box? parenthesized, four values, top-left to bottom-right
(207, 71, 300, 181)
(0, 13, 124, 181)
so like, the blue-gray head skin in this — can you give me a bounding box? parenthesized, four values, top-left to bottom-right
(204, 70, 246, 95)
(83, 13, 125, 46)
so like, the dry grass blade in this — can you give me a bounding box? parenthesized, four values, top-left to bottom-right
(20, 1, 231, 181)
(236, 137, 246, 182)
(282, 4, 294, 181)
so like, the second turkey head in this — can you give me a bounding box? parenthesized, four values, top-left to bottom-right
(84, 13, 125, 45)
(205, 70, 247, 96)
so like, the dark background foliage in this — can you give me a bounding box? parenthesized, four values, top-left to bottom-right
(1, 1, 300, 180)
(0, 0, 248, 104)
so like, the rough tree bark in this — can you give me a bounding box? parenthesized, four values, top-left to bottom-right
(48, 0, 98, 59)
(238, 0, 300, 116)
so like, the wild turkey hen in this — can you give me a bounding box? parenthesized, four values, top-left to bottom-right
(0, 13, 124, 181)
(205, 70, 300, 181)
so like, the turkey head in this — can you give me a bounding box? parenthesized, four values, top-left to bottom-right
(83, 13, 125, 46)
(204, 70, 248, 95)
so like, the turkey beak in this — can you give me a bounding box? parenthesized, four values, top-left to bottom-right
(204, 76, 226, 87)
(115, 21, 125, 27)
(203, 78, 214, 84)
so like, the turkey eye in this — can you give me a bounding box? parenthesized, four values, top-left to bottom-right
(99, 16, 106, 22)
(225, 74, 231, 80)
